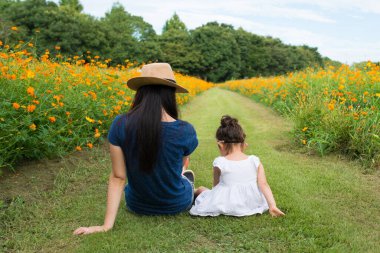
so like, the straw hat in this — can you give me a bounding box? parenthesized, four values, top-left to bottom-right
(127, 63, 188, 93)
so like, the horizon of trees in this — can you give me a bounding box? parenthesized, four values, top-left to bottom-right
(0, 0, 342, 82)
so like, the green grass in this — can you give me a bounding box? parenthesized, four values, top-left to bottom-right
(1, 88, 379, 252)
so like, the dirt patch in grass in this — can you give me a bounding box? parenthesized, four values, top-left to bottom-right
(0, 142, 108, 205)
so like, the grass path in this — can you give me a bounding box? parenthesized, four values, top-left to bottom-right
(1, 88, 379, 252)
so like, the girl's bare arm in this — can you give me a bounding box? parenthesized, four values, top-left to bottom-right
(213, 167, 221, 187)
(257, 163, 285, 217)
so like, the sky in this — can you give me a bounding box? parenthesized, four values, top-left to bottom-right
(54, 0, 380, 64)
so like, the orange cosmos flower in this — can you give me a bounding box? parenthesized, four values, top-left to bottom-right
(27, 104, 36, 112)
(11, 26, 18, 31)
(49, 116, 56, 123)
(27, 86, 35, 96)
(87, 143, 93, 149)
(302, 127, 308, 132)
(75, 146, 82, 151)
(55, 46, 61, 50)
(302, 139, 307, 145)
(328, 103, 335, 111)
(13, 102, 20, 110)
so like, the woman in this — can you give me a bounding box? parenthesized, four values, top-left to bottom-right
(74, 63, 198, 235)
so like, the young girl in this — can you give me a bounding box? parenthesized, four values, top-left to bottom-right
(190, 115, 285, 217)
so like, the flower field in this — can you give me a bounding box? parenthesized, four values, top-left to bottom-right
(0, 43, 214, 170)
(220, 64, 380, 169)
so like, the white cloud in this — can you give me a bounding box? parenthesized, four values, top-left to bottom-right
(279, 0, 380, 14)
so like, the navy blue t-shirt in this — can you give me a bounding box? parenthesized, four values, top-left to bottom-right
(107, 114, 198, 215)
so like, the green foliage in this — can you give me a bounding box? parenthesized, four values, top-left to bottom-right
(162, 13, 187, 33)
(100, 3, 160, 64)
(158, 13, 201, 75)
(191, 22, 241, 82)
(59, 0, 83, 12)
(0, 0, 328, 80)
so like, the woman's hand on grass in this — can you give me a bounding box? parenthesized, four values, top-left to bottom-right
(73, 225, 109, 235)
(269, 206, 285, 217)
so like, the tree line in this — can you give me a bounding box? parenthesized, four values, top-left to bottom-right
(0, 0, 335, 82)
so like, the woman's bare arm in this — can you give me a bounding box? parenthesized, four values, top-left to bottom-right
(73, 144, 126, 235)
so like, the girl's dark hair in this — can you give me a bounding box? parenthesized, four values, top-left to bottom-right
(216, 115, 246, 154)
(125, 85, 178, 173)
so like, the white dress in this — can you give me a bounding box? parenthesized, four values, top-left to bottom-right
(189, 155, 269, 217)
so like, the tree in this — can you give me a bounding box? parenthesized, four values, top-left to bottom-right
(234, 28, 270, 78)
(190, 22, 241, 82)
(162, 13, 187, 33)
(158, 13, 201, 74)
(101, 3, 160, 64)
(59, 0, 83, 13)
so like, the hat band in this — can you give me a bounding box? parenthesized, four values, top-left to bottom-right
(165, 78, 176, 83)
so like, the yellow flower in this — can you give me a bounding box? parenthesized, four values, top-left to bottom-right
(328, 103, 335, 111)
(302, 127, 308, 132)
(29, 123, 37, 131)
(376, 93, 380, 97)
(11, 26, 18, 31)
(302, 139, 307, 145)
(55, 46, 61, 50)
(85, 116, 95, 123)
(26, 70, 35, 79)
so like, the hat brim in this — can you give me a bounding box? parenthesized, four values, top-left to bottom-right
(127, 77, 188, 93)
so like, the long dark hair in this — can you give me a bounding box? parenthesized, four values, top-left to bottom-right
(126, 85, 178, 173)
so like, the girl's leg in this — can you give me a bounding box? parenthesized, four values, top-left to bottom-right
(194, 186, 208, 198)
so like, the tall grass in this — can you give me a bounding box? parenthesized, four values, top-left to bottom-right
(0, 41, 214, 170)
(220, 64, 380, 169)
